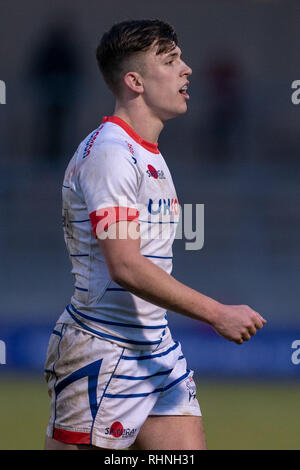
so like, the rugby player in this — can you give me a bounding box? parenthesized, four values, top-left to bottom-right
(44, 19, 266, 450)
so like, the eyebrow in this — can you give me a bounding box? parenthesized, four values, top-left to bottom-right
(165, 50, 182, 60)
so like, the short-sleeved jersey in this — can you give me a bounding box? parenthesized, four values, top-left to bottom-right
(58, 116, 180, 350)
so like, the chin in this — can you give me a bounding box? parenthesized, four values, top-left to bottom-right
(162, 105, 188, 121)
(179, 104, 188, 114)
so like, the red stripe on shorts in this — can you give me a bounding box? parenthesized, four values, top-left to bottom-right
(53, 427, 91, 445)
(89, 206, 139, 237)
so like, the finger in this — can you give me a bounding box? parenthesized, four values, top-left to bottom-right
(258, 315, 267, 324)
(234, 338, 243, 345)
(255, 312, 267, 324)
(254, 318, 263, 329)
(242, 332, 251, 341)
(231, 337, 244, 344)
(247, 325, 257, 336)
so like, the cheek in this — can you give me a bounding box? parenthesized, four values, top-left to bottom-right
(152, 80, 178, 102)
(144, 81, 169, 105)
(143, 74, 182, 109)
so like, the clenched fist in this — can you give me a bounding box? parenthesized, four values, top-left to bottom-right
(211, 304, 267, 344)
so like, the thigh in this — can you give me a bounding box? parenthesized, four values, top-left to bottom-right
(131, 415, 207, 450)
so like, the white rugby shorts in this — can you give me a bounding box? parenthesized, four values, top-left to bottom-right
(44, 323, 201, 449)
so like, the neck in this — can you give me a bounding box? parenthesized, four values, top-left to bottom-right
(113, 100, 164, 144)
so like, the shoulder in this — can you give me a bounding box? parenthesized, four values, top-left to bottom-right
(78, 124, 133, 164)
(76, 127, 140, 187)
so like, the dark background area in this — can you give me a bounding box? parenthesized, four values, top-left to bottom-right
(1, 0, 300, 451)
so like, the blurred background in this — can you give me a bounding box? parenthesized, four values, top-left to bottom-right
(0, 0, 300, 450)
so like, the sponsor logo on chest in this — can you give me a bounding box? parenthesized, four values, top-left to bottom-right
(148, 198, 179, 216)
(146, 164, 166, 180)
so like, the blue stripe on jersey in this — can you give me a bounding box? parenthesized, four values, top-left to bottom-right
(66, 309, 163, 346)
(178, 355, 184, 360)
(75, 286, 88, 292)
(143, 255, 173, 259)
(70, 254, 89, 257)
(112, 369, 172, 381)
(121, 341, 179, 361)
(139, 220, 179, 224)
(67, 304, 168, 330)
(155, 370, 190, 393)
(62, 184, 70, 189)
(104, 370, 190, 398)
(69, 219, 90, 223)
(52, 330, 62, 337)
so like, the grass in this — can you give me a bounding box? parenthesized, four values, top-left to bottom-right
(198, 379, 300, 450)
(0, 375, 299, 450)
(1, 375, 49, 450)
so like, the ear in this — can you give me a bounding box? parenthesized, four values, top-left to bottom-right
(123, 72, 144, 94)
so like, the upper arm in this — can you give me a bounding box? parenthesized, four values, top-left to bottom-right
(78, 140, 142, 279)
(97, 220, 141, 282)
(78, 140, 140, 231)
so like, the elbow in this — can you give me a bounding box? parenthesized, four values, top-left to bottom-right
(109, 258, 137, 287)
(110, 266, 126, 286)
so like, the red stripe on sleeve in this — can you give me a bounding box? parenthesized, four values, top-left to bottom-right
(89, 206, 139, 238)
(53, 427, 91, 445)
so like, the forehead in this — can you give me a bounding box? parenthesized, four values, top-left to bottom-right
(146, 43, 182, 63)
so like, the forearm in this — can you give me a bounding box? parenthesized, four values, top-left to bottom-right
(113, 254, 222, 326)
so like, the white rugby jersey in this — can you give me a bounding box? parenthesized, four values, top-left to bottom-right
(58, 116, 180, 350)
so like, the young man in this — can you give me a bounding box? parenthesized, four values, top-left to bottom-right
(44, 19, 266, 450)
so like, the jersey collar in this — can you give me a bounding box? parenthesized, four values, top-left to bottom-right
(102, 116, 160, 154)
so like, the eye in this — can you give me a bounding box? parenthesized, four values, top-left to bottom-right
(166, 60, 174, 65)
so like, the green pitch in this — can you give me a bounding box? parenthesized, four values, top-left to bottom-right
(0, 375, 299, 450)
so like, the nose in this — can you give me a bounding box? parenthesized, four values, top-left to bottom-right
(181, 60, 192, 77)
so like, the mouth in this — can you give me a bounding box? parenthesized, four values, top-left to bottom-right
(179, 83, 190, 100)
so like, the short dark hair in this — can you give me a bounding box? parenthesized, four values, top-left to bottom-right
(96, 19, 178, 94)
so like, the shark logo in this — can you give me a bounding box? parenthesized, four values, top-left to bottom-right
(185, 376, 196, 402)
